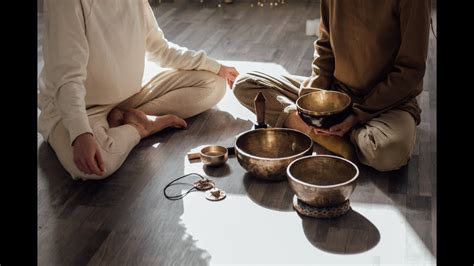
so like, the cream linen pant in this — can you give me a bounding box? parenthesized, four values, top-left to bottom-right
(48, 70, 226, 180)
(232, 71, 417, 172)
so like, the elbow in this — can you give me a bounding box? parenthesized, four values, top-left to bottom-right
(396, 56, 427, 77)
(394, 62, 427, 88)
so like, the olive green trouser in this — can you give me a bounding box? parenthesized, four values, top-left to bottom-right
(232, 71, 416, 172)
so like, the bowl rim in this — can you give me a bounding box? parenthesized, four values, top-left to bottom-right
(235, 128, 313, 161)
(287, 154, 359, 188)
(296, 90, 351, 116)
(200, 145, 228, 158)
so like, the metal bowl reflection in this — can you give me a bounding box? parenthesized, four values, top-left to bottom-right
(287, 155, 359, 207)
(200, 145, 228, 167)
(235, 128, 313, 180)
(296, 90, 351, 128)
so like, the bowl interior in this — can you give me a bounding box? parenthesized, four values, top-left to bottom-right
(201, 145, 227, 157)
(236, 129, 312, 159)
(289, 156, 357, 186)
(297, 91, 351, 115)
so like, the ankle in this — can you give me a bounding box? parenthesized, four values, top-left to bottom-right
(307, 130, 358, 162)
(284, 111, 312, 133)
(126, 121, 148, 138)
(108, 108, 126, 128)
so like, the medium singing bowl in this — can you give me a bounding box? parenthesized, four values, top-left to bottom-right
(296, 90, 352, 128)
(235, 128, 313, 180)
(287, 155, 359, 207)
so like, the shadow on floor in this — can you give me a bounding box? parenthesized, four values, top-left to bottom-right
(300, 209, 380, 254)
(243, 173, 294, 211)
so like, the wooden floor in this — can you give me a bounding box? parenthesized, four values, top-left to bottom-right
(37, 0, 437, 265)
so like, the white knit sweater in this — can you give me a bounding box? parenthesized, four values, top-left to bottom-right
(38, 0, 221, 144)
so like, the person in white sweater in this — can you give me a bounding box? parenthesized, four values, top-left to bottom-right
(38, 0, 239, 180)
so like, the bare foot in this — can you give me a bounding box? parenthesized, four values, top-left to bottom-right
(107, 108, 125, 128)
(123, 109, 187, 138)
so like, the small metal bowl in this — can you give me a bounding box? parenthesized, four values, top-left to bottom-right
(200, 145, 228, 167)
(296, 90, 351, 128)
(235, 128, 313, 180)
(287, 155, 359, 207)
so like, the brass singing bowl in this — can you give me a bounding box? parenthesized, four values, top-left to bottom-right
(235, 128, 313, 180)
(287, 155, 359, 207)
(296, 90, 352, 128)
(200, 145, 228, 167)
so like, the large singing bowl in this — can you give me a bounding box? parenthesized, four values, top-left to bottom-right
(287, 155, 359, 207)
(296, 90, 352, 128)
(235, 128, 313, 180)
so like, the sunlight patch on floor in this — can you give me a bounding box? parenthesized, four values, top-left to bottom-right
(180, 192, 435, 265)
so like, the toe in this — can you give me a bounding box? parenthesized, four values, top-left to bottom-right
(171, 115, 187, 128)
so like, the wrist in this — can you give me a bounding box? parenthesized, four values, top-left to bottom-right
(350, 114, 361, 126)
(72, 132, 93, 146)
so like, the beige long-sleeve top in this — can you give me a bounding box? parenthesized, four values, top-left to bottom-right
(38, 0, 221, 144)
(302, 0, 431, 125)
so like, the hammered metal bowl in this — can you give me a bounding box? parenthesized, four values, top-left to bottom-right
(200, 145, 228, 167)
(296, 90, 351, 128)
(235, 128, 313, 180)
(287, 155, 359, 207)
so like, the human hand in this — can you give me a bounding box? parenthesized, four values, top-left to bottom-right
(72, 133, 105, 176)
(218, 64, 239, 88)
(314, 114, 359, 137)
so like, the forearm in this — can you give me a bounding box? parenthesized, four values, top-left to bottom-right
(353, 0, 430, 124)
(352, 72, 425, 124)
(147, 41, 221, 73)
(55, 82, 92, 144)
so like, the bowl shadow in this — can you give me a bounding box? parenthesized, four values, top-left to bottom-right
(242, 173, 294, 211)
(203, 164, 231, 177)
(299, 208, 380, 254)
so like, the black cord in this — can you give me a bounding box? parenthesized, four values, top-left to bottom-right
(163, 173, 206, 200)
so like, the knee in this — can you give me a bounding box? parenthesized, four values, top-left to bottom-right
(232, 75, 247, 100)
(67, 137, 131, 181)
(213, 74, 226, 101)
(49, 120, 136, 181)
(232, 72, 259, 104)
(200, 73, 226, 108)
(73, 169, 114, 181)
(354, 131, 414, 172)
(69, 154, 123, 181)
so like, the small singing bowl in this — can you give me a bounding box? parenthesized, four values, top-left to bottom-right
(287, 155, 359, 208)
(200, 145, 228, 167)
(235, 128, 313, 180)
(296, 90, 352, 128)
